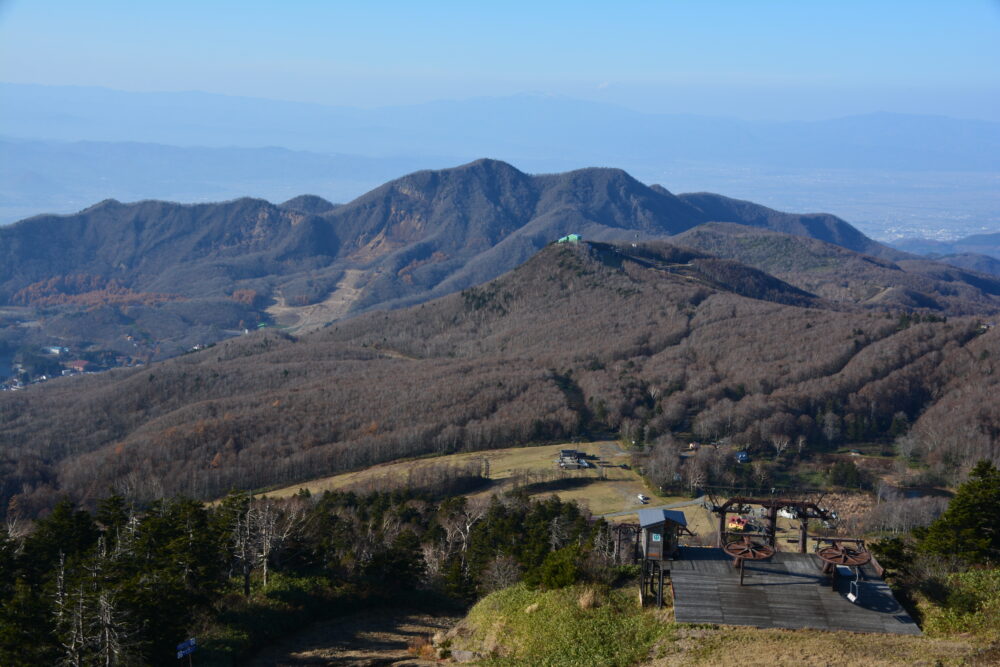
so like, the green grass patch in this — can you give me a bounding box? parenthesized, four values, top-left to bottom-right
(455, 583, 670, 666)
(921, 568, 1000, 643)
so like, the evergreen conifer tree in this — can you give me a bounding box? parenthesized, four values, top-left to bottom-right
(919, 460, 1000, 564)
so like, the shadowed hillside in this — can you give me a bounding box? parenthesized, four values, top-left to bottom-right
(927, 253, 1000, 276)
(676, 191, 900, 259)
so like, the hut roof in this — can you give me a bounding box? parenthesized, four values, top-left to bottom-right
(639, 508, 688, 528)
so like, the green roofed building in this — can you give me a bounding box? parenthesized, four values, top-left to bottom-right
(557, 234, 582, 243)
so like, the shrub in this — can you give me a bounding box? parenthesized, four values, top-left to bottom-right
(923, 568, 1000, 642)
(525, 545, 581, 590)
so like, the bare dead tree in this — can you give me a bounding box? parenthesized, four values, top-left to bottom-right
(752, 461, 770, 487)
(421, 542, 449, 582)
(251, 498, 305, 588)
(440, 497, 490, 570)
(771, 434, 791, 459)
(822, 412, 841, 443)
(4, 505, 29, 549)
(548, 516, 570, 551)
(895, 433, 918, 461)
(112, 511, 140, 561)
(230, 503, 255, 596)
(92, 590, 138, 667)
(592, 524, 616, 564)
(685, 454, 708, 492)
(57, 584, 87, 667)
(53, 553, 83, 667)
(480, 553, 521, 593)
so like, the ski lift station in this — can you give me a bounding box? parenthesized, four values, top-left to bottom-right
(628, 494, 921, 635)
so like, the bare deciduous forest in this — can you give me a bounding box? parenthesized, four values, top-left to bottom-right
(1, 241, 997, 517)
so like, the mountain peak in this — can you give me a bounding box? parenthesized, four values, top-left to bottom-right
(280, 194, 338, 215)
(82, 198, 124, 213)
(460, 157, 524, 172)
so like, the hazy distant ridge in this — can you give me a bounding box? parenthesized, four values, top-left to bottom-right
(4, 84, 999, 170)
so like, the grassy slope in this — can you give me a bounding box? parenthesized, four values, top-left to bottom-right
(447, 584, 985, 666)
(263, 441, 726, 540)
(264, 441, 694, 516)
(449, 584, 668, 666)
(261, 440, 814, 546)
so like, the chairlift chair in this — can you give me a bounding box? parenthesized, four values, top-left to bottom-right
(847, 567, 861, 603)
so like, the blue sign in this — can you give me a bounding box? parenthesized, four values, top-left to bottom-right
(176, 638, 196, 659)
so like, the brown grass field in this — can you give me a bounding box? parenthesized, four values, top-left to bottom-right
(265, 440, 710, 520)
(264, 442, 871, 550)
(649, 625, 980, 666)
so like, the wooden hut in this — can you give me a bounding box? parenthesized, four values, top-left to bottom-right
(638, 508, 688, 608)
(639, 508, 687, 560)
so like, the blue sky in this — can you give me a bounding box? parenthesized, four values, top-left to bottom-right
(1, 0, 999, 119)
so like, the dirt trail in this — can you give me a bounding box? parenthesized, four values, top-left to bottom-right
(246, 608, 460, 666)
(370, 346, 419, 360)
(268, 269, 367, 334)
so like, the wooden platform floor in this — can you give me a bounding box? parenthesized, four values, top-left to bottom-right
(669, 547, 921, 635)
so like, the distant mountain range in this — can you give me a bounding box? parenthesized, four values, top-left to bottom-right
(4, 84, 998, 239)
(0, 136, 444, 224)
(892, 232, 1000, 259)
(888, 233, 1000, 276)
(1, 159, 998, 377)
(5, 84, 998, 171)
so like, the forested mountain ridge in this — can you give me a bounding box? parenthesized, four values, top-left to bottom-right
(926, 252, 1000, 277)
(0, 197, 337, 300)
(1, 240, 996, 518)
(2, 159, 997, 381)
(675, 191, 899, 259)
(673, 223, 1000, 314)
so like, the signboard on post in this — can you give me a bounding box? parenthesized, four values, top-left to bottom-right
(176, 637, 197, 661)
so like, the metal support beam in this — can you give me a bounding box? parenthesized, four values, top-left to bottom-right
(766, 505, 779, 548)
(710, 497, 834, 552)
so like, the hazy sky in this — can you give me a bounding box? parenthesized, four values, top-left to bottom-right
(1, 0, 999, 120)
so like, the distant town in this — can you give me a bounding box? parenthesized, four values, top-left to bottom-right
(1, 344, 148, 391)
